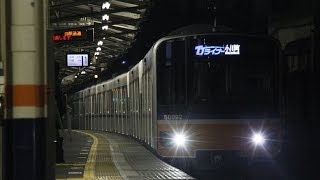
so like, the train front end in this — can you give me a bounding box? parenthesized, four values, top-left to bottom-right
(155, 34, 283, 166)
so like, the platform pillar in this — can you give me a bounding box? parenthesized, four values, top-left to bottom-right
(2, 0, 49, 179)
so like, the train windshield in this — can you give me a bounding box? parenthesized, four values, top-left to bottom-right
(157, 35, 280, 117)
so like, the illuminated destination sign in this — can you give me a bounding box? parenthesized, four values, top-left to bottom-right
(53, 29, 94, 42)
(66, 53, 89, 67)
(64, 31, 82, 37)
(195, 44, 240, 56)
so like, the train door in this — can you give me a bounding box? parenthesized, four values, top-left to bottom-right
(96, 91, 99, 130)
(93, 92, 96, 130)
(96, 92, 98, 130)
(143, 71, 149, 143)
(147, 69, 152, 145)
(122, 87, 127, 135)
(87, 94, 90, 130)
(86, 94, 89, 130)
(117, 88, 121, 133)
(122, 86, 127, 134)
(102, 89, 106, 131)
(98, 91, 102, 131)
(106, 90, 111, 131)
(115, 88, 119, 132)
(100, 90, 103, 131)
(100, 91, 104, 131)
(114, 89, 117, 132)
(120, 87, 124, 134)
(141, 72, 146, 142)
(137, 79, 141, 139)
(129, 80, 134, 136)
(111, 89, 115, 132)
(134, 79, 138, 138)
(93, 92, 97, 130)
(90, 93, 93, 130)
(104, 90, 108, 131)
(117, 88, 120, 133)
(116, 88, 119, 133)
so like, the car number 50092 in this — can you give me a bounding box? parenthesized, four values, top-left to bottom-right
(163, 114, 182, 120)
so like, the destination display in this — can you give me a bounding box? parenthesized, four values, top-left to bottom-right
(195, 44, 240, 56)
(53, 29, 94, 42)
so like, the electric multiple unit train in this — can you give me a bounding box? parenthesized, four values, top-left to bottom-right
(70, 32, 283, 166)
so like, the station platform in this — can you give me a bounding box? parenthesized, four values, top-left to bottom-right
(56, 130, 195, 180)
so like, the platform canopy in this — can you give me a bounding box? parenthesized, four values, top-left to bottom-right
(49, 0, 151, 91)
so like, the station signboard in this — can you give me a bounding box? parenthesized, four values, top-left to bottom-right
(53, 29, 94, 42)
(66, 52, 90, 67)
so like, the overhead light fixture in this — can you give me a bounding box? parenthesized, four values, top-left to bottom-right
(96, 47, 101, 51)
(94, 74, 99, 79)
(97, 40, 103, 46)
(102, 2, 110, 9)
(102, 25, 109, 30)
(103, 37, 106, 40)
(94, 52, 100, 56)
(80, 70, 86, 75)
(102, 14, 109, 21)
(74, 75, 78, 78)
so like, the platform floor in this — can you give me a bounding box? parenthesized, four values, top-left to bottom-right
(56, 130, 195, 180)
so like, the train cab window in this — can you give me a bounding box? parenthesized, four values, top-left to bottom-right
(157, 40, 186, 106)
(188, 36, 278, 114)
(191, 61, 227, 104)
(230, 60, 273, 96)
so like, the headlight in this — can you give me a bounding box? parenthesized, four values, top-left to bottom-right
(172, 133, 187, 147)
(251, 132, 266, 146)
(159, 131, 189, 148)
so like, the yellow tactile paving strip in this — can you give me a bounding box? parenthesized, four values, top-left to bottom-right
(73, 130, 123, 180)
(75, 130, 97, 179)
(57, 130, 194, 180)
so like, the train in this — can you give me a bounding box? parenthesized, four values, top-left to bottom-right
(70, 30, 284, 170)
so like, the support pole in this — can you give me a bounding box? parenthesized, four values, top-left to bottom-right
(3, 0, 48, 179)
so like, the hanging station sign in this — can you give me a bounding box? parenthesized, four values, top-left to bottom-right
(66, 52, 90, 67)
(53, 29, 94, 42)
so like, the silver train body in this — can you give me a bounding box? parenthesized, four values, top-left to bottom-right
(71, 33, 283, 161)
(72, 46, 157, 147)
